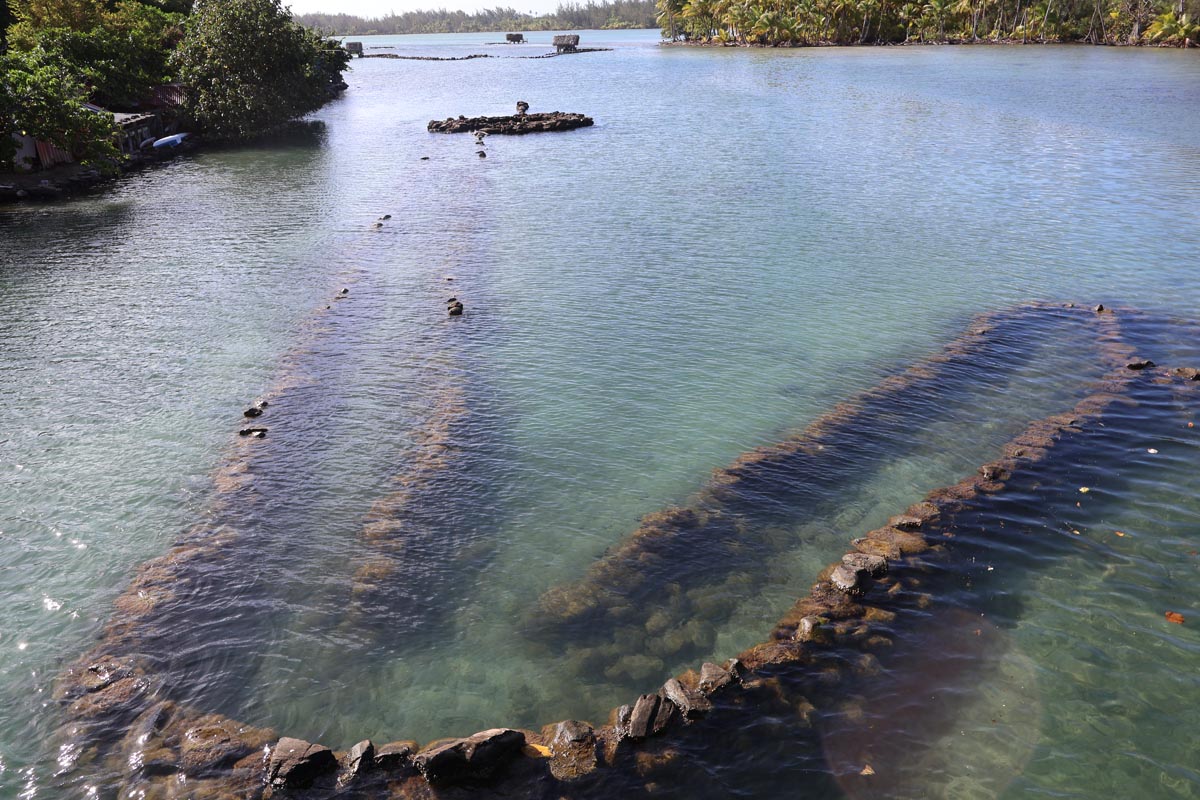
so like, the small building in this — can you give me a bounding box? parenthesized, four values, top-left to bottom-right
(113, 112, 162, 156)
(344, 41, 364, 57)
(553, 34, 580, 53)
(506, 33, 525, 43)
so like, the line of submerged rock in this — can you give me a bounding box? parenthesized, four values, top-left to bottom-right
(52, 303, 1200, 798)
(522, 301, 1109, 683)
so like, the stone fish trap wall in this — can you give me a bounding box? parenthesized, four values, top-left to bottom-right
(523, 302, 1109, 683)
(51, 305, 1200, 798)
(427, 112, 595, 135)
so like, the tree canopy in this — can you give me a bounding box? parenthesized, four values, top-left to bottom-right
(0, 48, 120, 167)
(172, 0, 349, 141)
(655, 0, 1200, 43)
(2, 0, 348, 171)
(295, 1, 658, 35)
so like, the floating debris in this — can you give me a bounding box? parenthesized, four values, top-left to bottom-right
(1165, 611, 1185, 625)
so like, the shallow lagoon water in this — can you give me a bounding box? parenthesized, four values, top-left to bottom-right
(1, 30, 1199, 798)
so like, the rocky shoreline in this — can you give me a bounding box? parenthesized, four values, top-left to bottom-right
(50, 302, 1199, 798)
(0, 141, 200, 204)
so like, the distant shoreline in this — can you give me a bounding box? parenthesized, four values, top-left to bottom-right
(661, 37, 1195, 49)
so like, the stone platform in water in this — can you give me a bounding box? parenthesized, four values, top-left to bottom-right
(51, 304, 1200, 799)
(427, 112, 594, 135)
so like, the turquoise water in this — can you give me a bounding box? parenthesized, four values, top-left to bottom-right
(1, 29, 1199, 798)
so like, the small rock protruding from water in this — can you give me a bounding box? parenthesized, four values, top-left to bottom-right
(831, 564, 865, 594)
(796, 615, 829, 643)
(1174, 367, 1200, 380)
(1126, 358, 1155, 370)
(698, 661, 734, 694)
(374, 741, 417, 771)
(842, 552, 888, 577)
(238, 427, 267, 438)
(243, 400, 267, 418)
(544, 720, 598, 781)
(378, 214, 391, 221)
(372, 221, 383, 229)
(338, 740, 375, 784)
(448, 300, 464, 316)
(1094, 303, 1106, 312)
(626, 694, 660, 740)
(420, 156, 430, 160)
(268, 737, 337, 789)
(340, 287, 350, 295)
(477, 150, 487, 158)
(662, 677, 711, 719)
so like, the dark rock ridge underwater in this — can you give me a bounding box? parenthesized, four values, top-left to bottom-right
(51, 303, 1200, 798)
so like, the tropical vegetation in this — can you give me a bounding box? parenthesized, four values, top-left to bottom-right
(1, 0, 349, 170)
(655, 0, 1200, 44)
(295, 1, 658, 36)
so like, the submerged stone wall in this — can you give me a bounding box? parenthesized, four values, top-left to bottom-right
(524, 302, 1109, 681)
(52, 304, 1199, 798)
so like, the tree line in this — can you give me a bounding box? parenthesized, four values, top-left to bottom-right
(294, 1, 659, 35)
(1, 0, 350, 170)
(655, 0, 1199, 43)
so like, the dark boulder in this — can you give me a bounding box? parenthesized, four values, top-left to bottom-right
(413, 728, 526, 785)
(373, 740, 417, 771)
(268, 737, 337, 789)
(626, 694, 660, 740)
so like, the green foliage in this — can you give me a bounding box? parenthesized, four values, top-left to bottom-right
(0, 48, 120, 168)
(1, 1, 17, 48)
(655, 0, 1200, 42)
(1145, 9, 1200, 40)
(294, 1, 659, 36)
(8, 0, 184, 108)
(171, 0, 348, 141)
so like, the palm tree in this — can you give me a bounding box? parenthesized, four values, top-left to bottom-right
(924, 0, 955, 38)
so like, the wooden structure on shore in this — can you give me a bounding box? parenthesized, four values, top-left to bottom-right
(505, 33, 525, 43)
(344, 41, 363, 56)
(553, 34, 580, 53)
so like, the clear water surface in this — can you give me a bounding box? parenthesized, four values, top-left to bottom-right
(1, 29, 1198, 798)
